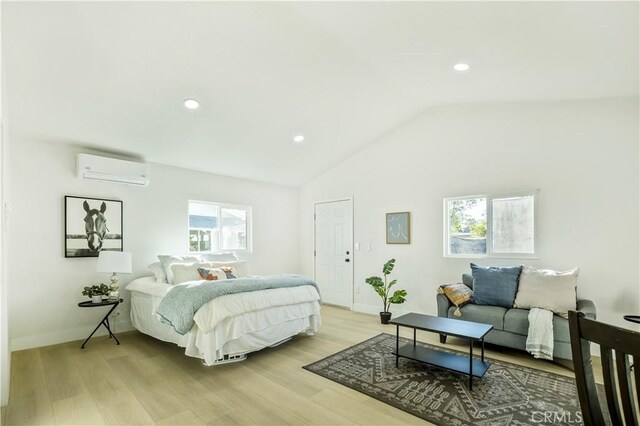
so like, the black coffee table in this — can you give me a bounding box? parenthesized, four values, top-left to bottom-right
(389, 312, 493, 390)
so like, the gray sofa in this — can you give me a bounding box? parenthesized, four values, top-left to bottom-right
(437, 273, 596, 361)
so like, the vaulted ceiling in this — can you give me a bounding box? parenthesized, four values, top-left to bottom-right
(3, 2, 638, 186)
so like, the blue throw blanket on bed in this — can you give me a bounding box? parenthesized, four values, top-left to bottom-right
(155, 274, 320, 335)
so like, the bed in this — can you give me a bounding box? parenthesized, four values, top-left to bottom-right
(126, 266, 321, 365)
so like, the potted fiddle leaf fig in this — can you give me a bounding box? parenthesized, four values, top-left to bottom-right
(365, 259, 407, 324)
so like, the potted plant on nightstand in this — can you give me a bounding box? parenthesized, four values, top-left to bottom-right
(82, 284, 110, 303)
(365, 258, 407, 324)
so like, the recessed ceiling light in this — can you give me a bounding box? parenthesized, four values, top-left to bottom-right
(293, 135, 305, 143)
(453, 63, 470, 72)
(183, 98, 200, 109)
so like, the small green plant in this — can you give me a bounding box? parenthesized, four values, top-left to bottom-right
(82, 284, 110, 298)
(365, 259, 407, 313)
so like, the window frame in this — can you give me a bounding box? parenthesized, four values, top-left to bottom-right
(443, 190, 538, 259)
(187, 200, 252, 254)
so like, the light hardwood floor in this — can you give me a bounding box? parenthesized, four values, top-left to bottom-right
(1, 306, 591, 425)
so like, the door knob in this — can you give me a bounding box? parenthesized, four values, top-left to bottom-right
(346, 251, 350, 255)
(345, 258, 350, 262)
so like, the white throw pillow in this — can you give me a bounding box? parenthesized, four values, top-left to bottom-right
(200, 252, 238, 262)
(208, 260, 249, 278)
(148, 262, 168, 283)
(171, 262, 217, 285)
(158, 255, 203, 284)
(513, 266, 579, 318)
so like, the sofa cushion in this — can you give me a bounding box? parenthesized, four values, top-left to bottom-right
(503, 308, 531, 336)
(471, 263, 522, 308)
(552, 316, 571, 343)
(448, 304, 506, 330)
(462, 273, 473, 289)
(504, 308, 571, 343)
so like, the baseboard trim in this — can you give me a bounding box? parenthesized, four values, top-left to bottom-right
(11, 319, 135, 351)
(352, 303, 412, 318)
(321, 302, 352, 310)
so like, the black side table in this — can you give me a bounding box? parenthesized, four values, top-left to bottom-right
(623, 315, 640, 324)
(77, 298, 123, 349)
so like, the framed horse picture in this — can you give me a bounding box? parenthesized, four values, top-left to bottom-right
(65, 196, 123, 258)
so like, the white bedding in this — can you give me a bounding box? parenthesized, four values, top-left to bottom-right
(126, 276, 321, 364)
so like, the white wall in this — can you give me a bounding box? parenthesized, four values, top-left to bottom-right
(0, 130, 8, 407)
(0, 5, 11, 402)
(0, 119, 8, 407)
(6, 97, 638, 357)
(8, 139, 300, 350)
(300, 98, 640, 331)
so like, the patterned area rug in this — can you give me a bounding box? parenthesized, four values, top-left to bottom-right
(303, 333, 586, 425)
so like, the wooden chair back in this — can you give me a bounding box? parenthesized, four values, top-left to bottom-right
(569, 310, 640, 426)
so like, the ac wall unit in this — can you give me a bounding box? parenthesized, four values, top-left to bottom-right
(77, 153, 150, 186)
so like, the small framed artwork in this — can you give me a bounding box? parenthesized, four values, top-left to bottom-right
(386, 212, 410, 244)
(65, 196, 123, 258)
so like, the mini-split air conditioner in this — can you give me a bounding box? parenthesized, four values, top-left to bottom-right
(77, 153, 150, 186)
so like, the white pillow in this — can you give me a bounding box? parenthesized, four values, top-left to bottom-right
(208, 260, 249, 278)
(148, 262, 168, 283)
(201, 252, 238, 262)
(513, 266, 579, 318)
(158, 255, 203, 284)
(171, 262, 216, 285)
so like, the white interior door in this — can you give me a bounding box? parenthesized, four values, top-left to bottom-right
(314, 199, 353, 309)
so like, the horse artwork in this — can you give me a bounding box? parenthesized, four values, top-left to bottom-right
(83, 200, 108, 251)
(65, 196, 123, 257)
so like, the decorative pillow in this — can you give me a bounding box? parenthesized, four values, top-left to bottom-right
(158, 255, 203, 284)
(219, 266, 237, 279)
(197, 267, 226, 281)
(514, 266, 579, 318)
(438, 283, 473, 317)
(200, 252, 238, 262)
(208, 260, 248, 278)
(471, 263, 523, 308)
(171, 262, 215, 285)
(148, 262, 168, 283)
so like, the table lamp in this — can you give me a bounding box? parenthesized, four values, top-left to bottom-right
(96, 251, 132, 301)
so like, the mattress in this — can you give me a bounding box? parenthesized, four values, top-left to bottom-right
(127, 276, 321, 364)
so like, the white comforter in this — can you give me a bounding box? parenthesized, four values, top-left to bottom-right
(127, 276, 320, 333)
(194, 285, 319, 332)
(126, 276, 321, 364)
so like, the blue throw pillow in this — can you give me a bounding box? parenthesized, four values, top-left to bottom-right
(471, 263, 522, 308)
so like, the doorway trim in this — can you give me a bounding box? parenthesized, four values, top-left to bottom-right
(313, 196, 354, 310)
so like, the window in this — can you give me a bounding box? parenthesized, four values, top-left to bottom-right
(444, 191, 537, 258)
(188, 200, 251, 253)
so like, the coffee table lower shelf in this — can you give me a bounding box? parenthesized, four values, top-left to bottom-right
(393, 344, 491, 378)
(390, 313, 494, 390)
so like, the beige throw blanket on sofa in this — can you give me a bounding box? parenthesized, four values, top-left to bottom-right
(526, 308, 554, 360)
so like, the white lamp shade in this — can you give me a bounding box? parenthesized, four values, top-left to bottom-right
(96, 251, 132, 274)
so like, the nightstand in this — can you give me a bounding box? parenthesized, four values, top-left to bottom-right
(77, 298, 123, 349)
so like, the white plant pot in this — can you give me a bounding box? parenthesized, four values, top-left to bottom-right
(91, 295, 103, 304)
